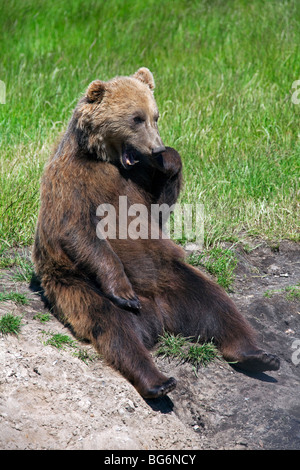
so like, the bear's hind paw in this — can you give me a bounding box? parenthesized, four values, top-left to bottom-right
(234, 349, 280, 373)
(142, 377, 177, 399)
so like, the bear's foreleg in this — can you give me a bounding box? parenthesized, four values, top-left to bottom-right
(60, 231, 140, 312)
(163, 260, 280, 373)
(42, 275, 176, 398)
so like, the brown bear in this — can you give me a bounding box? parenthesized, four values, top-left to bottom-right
(33, 67, 280, 399)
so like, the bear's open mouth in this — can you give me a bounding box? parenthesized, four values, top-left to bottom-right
(121, 145, 140, 169)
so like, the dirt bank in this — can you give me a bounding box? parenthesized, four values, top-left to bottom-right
(0, 239, 299, 450)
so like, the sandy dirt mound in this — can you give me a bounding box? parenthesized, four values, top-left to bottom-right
(0, 239, 299, 450)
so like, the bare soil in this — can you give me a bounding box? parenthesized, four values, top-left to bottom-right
(0, 239, 299, 450)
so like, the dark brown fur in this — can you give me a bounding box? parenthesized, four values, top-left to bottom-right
(33, 69, 280, 398)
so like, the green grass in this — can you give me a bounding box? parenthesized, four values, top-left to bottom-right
(156, 332, 188, 360)
(285, 284, 300, 301)
(43, 331, 76, 349)
(0, 256, 16, 269)
(188, 247, 237, 290)
(264, 283, 300, 300)
(42, 330, 97, 363)
(0, 313, 23, 335)
(0, 291, 29, 305)
(0, 251, 34, 281)
(11, 257, 35, 282)
(0, 0, 299, 250)
(33, 312, 51, 323)
(184, 342, 221, 370)
(156, 332, 221, 373)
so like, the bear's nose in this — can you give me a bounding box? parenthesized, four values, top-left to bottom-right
(152, 146, 166, 155)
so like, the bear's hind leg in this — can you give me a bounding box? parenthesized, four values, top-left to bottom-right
(164, 261, 280, 373)
(42, 275, 176, 398)
(95, 317, 177, 399)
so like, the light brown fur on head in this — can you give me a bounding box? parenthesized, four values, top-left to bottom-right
(74, 68, 164, 167)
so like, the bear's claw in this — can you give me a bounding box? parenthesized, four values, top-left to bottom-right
(142, 377, 177, 399)
(235, 350, 280, 373)
(109, 294, 141, 312)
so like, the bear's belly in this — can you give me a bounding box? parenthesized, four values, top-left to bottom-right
(109, 236, 184, 294)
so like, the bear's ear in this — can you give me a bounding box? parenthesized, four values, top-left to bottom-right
(133, 67, 155, 90)
(86, 80, 106, 102)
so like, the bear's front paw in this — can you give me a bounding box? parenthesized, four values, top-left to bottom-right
(109, 293, 141, 312)
(156, 147, 182, 175)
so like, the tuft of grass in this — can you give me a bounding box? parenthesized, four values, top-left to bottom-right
(263, 290, 272, 298)
(156, 332, 221, 373)
(285, 285, 300, 301)
(43, 331, 75, 349)
(11, 257, 35, 282)
(0, 251, 34, 282)
(0, 256, 15, 269)
(73, 348, 98, 364)
(264, 283, 300, 301)
(188, 246, 237, 290)
(0, 291, 29, 305)
(185, 342, 221, 370)
(42, 330, 97, 363)
(0, 313, 23, 336)
(33, 312, 51, 323)
(156, 332, 187, 360)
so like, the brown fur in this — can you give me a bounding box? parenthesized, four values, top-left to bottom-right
(33, 68, 280, 398)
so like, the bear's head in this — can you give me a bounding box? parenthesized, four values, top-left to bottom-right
(74, 68, 165, 168)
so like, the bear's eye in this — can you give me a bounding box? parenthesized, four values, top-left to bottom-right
(133, 116, 145, 125)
